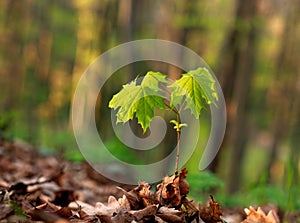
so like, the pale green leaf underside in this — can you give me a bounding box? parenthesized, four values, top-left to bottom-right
(170, 67, 218, 118)
(142, 71, 168, 89)
(108, 72, 167, 132)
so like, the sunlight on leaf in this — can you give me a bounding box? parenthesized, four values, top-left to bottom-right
(170, 67, 218, 118)
(109, 72, 167, 132)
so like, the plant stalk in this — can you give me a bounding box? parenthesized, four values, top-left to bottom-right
(163, 99, 182, 174)
(175, 113, 181, 174)
(175, 128, 181, 174)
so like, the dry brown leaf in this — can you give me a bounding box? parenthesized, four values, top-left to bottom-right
(117, 186, 141, 209)
(78, 209, 90, 219)
(29, 208, 70, 223)
(154, 215, 168, 223)
(111, 208, 135, 223)
(54, 207, 73, 218)
(128, 204, 158, 221)
(69, 200, 115, 216)
(156, 169, 189, 207)
(242, 206, 280, 223)
(137, 182, 157, 207)
(52, 189, 76, 207)
(178, 168, 190, 196)
(199, 195, 223, 223)
(117, 182, 157, 210)
(97, 214, 114, 223)
(158, 206, 182, 215)
(77, 210, 101, 223)
(35, 201, 60, 212)
(0, 203, 14, 220)
(156, 213, 183, 223)
(69, 200, 93, 211)
(182, 197, 200, 223)
(118, 195, 131, 210)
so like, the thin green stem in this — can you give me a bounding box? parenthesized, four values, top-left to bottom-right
(163, 99, 182, 174)
(163, 100, 179, 116)
(175, 113, 181, 174)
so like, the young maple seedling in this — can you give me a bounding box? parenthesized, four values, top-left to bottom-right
(109, 67, 218, 174)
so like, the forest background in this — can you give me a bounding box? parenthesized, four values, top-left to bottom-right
(0, 0, 299, 211)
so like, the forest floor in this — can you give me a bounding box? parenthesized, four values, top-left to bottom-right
(0, 139, 299, 223)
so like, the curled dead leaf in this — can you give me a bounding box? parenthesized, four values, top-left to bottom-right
(182, 197, 200, 223)
(200, 195, 223, 223)
(156, 168, 189, 207)
(242, 206, 280, 223)
(179, 168, 189, 196)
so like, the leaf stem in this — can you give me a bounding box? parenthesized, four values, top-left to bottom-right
(163, 100, 179, 116)
(175, 113, 181, 174)
(164, 99, 182, 174)
(178, 98, 186, 114)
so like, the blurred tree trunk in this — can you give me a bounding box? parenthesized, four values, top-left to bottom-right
(275, 0, 300, 188)
(288, 91, 300, 188)
(25, 2, 53, 143)
(0, 1, 32, 140)
(116, 0, 142, 143)
(118, 0, 133, 42)
(267, 0, 300, 183)
(0, 1, 55, 143)
(155, 0, 190, 80)
(213, 0, 260, 193)
(117, 0, 135, 85)
(70, 0, 105, 131)
(0, 1, 27, 111)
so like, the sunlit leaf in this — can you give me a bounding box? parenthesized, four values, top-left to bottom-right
(170, 67, 218, 118)
(109, 72, 167, 132)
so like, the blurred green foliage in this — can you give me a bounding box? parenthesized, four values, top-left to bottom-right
(0, 110, 15, 140)
(187, 171, 224, 203)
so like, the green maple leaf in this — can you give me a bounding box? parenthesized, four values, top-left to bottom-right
(109, 71, 167, 132)
(170, 67, 218, 118)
